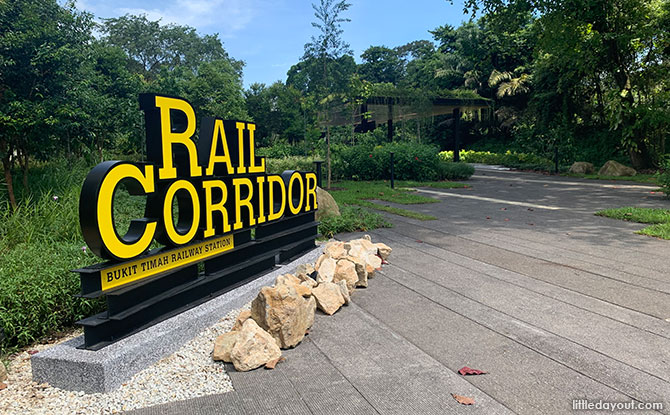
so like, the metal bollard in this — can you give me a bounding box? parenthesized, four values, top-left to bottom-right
(390, 152, 395, 189)
(313, 160, 324, 188)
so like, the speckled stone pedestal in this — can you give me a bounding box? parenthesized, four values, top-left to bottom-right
(31, 247, 321, 393)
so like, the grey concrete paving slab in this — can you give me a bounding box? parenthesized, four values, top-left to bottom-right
(352, 271, 655, 414)
(122, 167, 670, 414)
(374, 228, 670, 340)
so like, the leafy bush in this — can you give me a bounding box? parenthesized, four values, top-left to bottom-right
(265, 155, 318, 174)
(0, 242, 103, 353)
(333, 142, 470, 181)
(438, 161, 475, 180)
(439, 150, 552, 170)
(656, 157, 670, 197)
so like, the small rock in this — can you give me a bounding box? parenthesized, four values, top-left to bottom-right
(375, 242, 392, 261)
(334, 259, 358, 293)
(264, 356, 286, 370)
(230, 319, 282, 372)
(598, 160, 636, 176)
(363, 234, 372, 241)
(312, 282, 346, 315)
(232, 310, 251, 331)
(365, 253, 383, 276)
(275, 274, 312, 297)
(315, 255, 337, 283)
(323, 241, 348, 259)
(296, 263, 316, 279)
(337, 280, 351, 305)
(251, 284, 316, 349)
(569, 161, 594, 174)
(212, 331, 239, 363)
(296, 273, 317, 288)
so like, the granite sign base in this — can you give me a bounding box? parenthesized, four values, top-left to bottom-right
(31, 247, 321, 393)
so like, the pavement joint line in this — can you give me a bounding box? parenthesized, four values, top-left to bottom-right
(305, 334, 383, 415)
(385, 215, 670, 301)
(434, 215, 669, 278)
(376, 264, 670, 399)
(471, 174, 659, 190)
(337, 301, 515, 414)
(378, 229, 670, 343)
(473, 228, 670, 290)
(415, 188, 567, 210)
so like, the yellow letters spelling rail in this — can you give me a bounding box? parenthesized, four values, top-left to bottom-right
(79, 93, 318, 268)
(100, 235, 233, 291)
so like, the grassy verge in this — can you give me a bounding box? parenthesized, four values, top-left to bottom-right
(563, 173, 658, 184)
(327, 180, 468, 221)
(595, 207, 670, 239)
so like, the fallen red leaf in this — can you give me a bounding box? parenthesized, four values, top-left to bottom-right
(452, 394, 475, 405)
(416, 240, 423, 243)
(0, 383, 6, 391)
(486, 216, 491, 220)
(264, 356, 286, 370)
(27, 350, 38, 355)
(458, 366, 487, 376)
(500, 208, 507, 210)
(504, 218, 510, 221)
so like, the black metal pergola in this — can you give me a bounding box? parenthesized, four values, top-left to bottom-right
(324, 95, 492, 161)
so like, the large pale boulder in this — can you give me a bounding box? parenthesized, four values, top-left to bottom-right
(315, 254, 337, 283)
(316, 187, 341, 221)
(599, 160, 636, 176)
(212, 331, 240, 363)
(230, 319, 282, 372)
(334, 259, 358, 293)
(312, 282, 346, 315)
(251, 283, 316, 349)
(569, 162, 595, 174)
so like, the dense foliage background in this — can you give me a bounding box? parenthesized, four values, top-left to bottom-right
(1, 0, 669, 353)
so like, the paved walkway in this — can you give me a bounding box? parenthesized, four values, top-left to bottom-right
(129, 168, 670, 414)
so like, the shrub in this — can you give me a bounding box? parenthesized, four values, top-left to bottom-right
(265, 155, 318, 174)
(438, 161, 475, 180)
(333, 142, 465, 181)
(439, 150, 552, 170)
(656, 157, 670, 197)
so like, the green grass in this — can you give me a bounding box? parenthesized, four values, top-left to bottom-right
(595, 207, 670, 240)
(562, 173, 658, 184)
(318, 205, 392, 238)
(326, 180, 468, 221)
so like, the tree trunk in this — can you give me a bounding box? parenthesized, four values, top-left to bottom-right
(326, 125, 331, 189)
(2, 154, 17, 210)
(20, 152, 29, 194)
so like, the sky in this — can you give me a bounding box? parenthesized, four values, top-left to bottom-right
(74, 0, 473, 88)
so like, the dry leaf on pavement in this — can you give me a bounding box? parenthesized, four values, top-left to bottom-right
(452, 394, 475, 405)
(458, 366, 487, 376)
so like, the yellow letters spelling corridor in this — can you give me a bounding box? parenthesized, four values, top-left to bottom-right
(79, 94, 318, 265)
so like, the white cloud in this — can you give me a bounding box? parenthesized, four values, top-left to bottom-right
(117, 0, 259, 36)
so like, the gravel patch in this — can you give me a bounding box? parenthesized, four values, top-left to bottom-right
(0, 306, 248, 414)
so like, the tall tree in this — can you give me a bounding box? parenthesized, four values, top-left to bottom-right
(0, 0, 93, 208)
(303, 0, 352, 188)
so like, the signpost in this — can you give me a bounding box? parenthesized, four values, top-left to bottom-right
(75, 94, 319, 350)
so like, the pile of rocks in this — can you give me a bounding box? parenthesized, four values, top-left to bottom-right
(212, 235, 392, 371)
